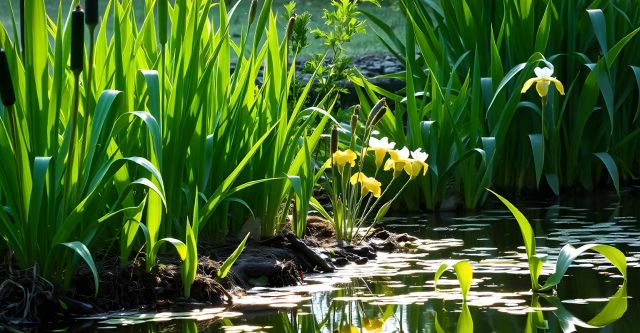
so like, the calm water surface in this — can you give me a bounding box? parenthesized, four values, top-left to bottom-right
(65, 191, 640, 332)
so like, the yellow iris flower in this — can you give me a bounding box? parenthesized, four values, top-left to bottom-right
(384, 147, 411, 178)
(521, 67, 565, 98)
(368, 137, 396, 168)
(404, 148, 429, 179)
(350, 172, 382, 197)
(332, 149, 357, 174)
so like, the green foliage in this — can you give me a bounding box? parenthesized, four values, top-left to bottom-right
(0, 0, 335, 298)
(361, 0, 640, 209)
(217, 233, 250, 280)
(489, 189, 627, 291)
(306, 0, 381, 101)
(434, 260, 472, 301)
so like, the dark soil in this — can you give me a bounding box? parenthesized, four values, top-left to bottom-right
(0, 216, 406, 329)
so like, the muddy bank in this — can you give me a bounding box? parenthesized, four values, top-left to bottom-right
(0, 217, 410, 329)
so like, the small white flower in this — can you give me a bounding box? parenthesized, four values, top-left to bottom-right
(410, 148, 428, 162)
(395, 147, 410, 160)
(368, 137, 397, 168)
(369, 137, 396, 150)
(534, 67, 553, 79)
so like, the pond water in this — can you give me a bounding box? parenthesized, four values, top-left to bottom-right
(64, 191, 639, 332)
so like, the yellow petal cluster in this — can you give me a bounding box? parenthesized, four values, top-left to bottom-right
(404, 160, 428, 179)
(350, 172, 382, 197)
(332, 149, 357, 174)
(384, 147, 411, 178)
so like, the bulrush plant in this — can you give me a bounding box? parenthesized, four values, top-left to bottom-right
(313, 98, 429, 243)
(0, 1, 166, 298)
(0, 0, 336, 307)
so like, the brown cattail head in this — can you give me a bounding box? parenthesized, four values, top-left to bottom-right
(330, 125, 338, 155)
(371, 106, 387, 126)
(285, 16, 295, 40)
(248, 0, 258, 26)
(0, 49, 16, 106)
(70, 5, 85, 72)
(366, 97, 386, 128)
(85, 0, 99, 26)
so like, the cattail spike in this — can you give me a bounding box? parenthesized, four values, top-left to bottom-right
(0, 49, 16, 107)
(85, 0, 99, 26)
(70, 5, 85, 72)
(158, 0, 168, 45)
(330, 125, 338, 155)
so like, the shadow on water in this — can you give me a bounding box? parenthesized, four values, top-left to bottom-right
(60, 191, 639, 332)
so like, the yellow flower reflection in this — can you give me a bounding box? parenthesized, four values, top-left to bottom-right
(404, 148, 429, 179)
(350, 172, 382, 197)
(384, 147, 410, 178)
(339, 325, 359, 333)
(368, 137, 396, 168)
(363, 318, 385, 333)
(333, 149, 357, 174)
(521, 67, 565, 98)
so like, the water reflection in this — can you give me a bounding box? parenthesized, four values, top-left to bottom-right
(77, 193, 638, 332)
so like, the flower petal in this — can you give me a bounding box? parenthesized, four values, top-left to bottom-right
(550, 78, 565, 95)
(384, 159, 394, 171)
(536, 80, 551, 97)
(522, 77, 542, 93)
(350, 172, 366, 185)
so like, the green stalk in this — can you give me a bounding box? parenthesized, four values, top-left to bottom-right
(64, 5, 84, 217)
(63, 71, 82, 218)
(358, 178, 411, 244)
(78, 24, 96, 198)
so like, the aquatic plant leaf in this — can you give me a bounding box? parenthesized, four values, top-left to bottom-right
(543, 282, 627, 332)
(587, 282, 628, 326)
(434, 260, 472, 301)
(487, 190, 536, 258)
(218, 233, 250, 280)
(457, 302, 473, 333)
(539, 244, 627, 291)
